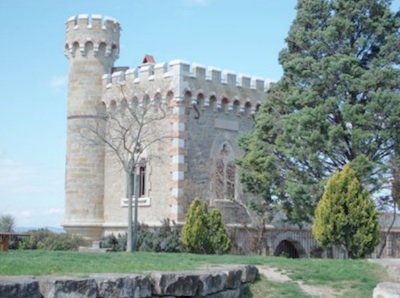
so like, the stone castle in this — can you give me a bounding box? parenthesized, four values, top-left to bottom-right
(63, 14, 268, 240)
(63, 14, 400, 259)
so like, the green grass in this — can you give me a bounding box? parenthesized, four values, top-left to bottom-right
(0, 251, 387, 297)
(246, 257, 386, 298)
(247, 276, 310, 298)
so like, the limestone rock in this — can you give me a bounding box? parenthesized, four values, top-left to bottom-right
(223, 268, 243, 289)
(240, 265, 258, 283)
(197, 271, 228, 296)
(38, 276, 98, 298)
(0, 265, 258, 297)
(373, 282, 400, 298)
(151, 272, 200, 296)
(205, 287, 244, 298)
(0, 277, 41, 298)
(91, 273, 151, 298)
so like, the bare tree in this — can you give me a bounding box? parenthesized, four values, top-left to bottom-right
(0, 214, 16, 233)
(82, 86, 170, 252)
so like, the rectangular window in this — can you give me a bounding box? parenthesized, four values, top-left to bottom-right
(139, 165, 146, 197)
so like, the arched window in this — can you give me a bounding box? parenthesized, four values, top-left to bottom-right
(214, 143, 235, 200)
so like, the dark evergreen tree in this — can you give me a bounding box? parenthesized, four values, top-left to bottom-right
(312, 164, 380, 258)
(237, 0, 400, 226)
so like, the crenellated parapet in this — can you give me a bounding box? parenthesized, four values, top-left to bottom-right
(64, 14, 120, 60)
(101, 60, 270, 116)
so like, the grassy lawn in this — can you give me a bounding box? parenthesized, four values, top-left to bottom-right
(0, 251, 387, 297)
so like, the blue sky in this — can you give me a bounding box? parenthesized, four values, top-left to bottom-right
(0, 0, 398, 228)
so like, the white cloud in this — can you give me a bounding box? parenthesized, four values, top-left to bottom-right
(50, 75, 68, 90)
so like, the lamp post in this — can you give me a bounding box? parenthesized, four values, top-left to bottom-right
(127, 164, 140, 252)
(127, 167, 134, 252)
(133, 165, 140, 251)
(127, 142, 142, 252)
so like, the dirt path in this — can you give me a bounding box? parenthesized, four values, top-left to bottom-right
(256, 266, 340, 298)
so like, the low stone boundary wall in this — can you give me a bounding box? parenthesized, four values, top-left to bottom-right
(0, 265, 257, 298)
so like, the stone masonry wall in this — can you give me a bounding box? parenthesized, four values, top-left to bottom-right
(99, 60, 268, 234)
(0, 265, 258, 298)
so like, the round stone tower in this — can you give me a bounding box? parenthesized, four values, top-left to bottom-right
(63, 14, 120, 239)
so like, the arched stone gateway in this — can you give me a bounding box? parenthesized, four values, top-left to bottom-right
(274, 239, 307, 258)
(267, 230, 315, 258)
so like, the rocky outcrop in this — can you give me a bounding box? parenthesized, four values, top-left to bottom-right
(0, 265, 257, 298)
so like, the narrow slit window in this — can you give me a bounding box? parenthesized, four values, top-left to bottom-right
(139, 164, 146, 197)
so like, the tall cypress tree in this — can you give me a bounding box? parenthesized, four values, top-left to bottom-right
(237, 0, 400, 226)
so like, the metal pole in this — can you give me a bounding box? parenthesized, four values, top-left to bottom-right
(133, 167, 140, 251)
(127, 169, 134, 252)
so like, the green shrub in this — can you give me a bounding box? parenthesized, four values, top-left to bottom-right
(101, 219, 181, 252)
(19, 229, 88, 251)
(182, 197, 231, 254)
(209, 209, 232, 254)
(137, 219, 181, 252)
(312, 164, 380, 258)
(182, 198, 212, 253)
(19, 229, 54, 250)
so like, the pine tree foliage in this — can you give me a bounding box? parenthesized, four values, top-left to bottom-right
(312, 164, 380, 258)
(237, 0, 400, 226)
(182, 197, 231, 254)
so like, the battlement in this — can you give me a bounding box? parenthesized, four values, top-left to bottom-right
(66, 14, 120, 33)
(103, 60, 271, 91)
(65, 14, 120, 59)
(102, 60, 270, 115)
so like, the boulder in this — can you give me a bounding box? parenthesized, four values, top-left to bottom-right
(373, 282, 400, 298)
(0, 277, 41, 298)
(240, 265, 258, 283)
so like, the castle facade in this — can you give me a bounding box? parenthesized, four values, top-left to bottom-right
(63, 14, 268, 240)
